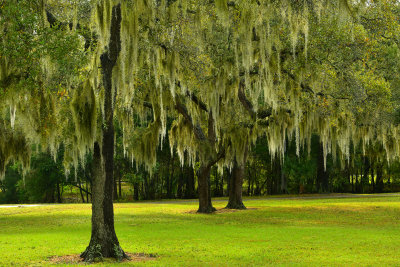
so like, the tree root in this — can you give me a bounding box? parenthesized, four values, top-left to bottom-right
(80, 243, 129, 262)
(197, 206, 217, 214)
(225, 202, 247, 210)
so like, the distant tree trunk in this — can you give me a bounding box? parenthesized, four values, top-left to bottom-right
(133, 182, 139, 201)
(81, 4, 127, 262)
(371, 161, 375, 193)
(226, 167, 231, 196)
(78, 177, 85, 203)
(118, 175, 122, 199)
(184, 165, 195, 199)
(351, 172, 354, 193)
(143, 173, 148, 200)
(56, 179, 62, 203)
(247, 163, 251, 196)
(355, 167, 359, 193)
(214, 167, 220, 197)
(177, 170, 183, 199)
(219, 169, 224, 196)
(376, 163, 384, 193)
(274, 159, 281, 194)
(226, 146, 248, 209)
(317, 143, 329, 193)
(362, 157, 370, 193)
(281, 171, 288, 194)
(250, 163, 255, 196)
(86, 180, 91, 203)
(167, 155, 174, 198)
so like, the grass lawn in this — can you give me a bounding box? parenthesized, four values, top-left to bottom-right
(0, 195, 400, 266)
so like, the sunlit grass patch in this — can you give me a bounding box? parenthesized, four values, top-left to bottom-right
(0, 195, 399, 266)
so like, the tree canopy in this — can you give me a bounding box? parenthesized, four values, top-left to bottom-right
(1, 0, 400, 261)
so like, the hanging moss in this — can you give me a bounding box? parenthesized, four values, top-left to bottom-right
(71, 80, 97, 157)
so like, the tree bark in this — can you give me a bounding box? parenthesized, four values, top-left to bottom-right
(226, 145, 248, 209)
(81, 4, 127, 262)
(197, 164, 216, 213)
(226, 161, 246, 209)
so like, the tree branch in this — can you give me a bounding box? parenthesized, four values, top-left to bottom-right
(175, 98, 207, 141)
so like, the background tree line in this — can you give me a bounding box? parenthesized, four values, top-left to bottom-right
(2, 128, 400, 204)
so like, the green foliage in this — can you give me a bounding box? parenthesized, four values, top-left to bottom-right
(0, 163, 26, 204)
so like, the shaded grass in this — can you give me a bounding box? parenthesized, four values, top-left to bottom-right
(0, 195, 400, 266)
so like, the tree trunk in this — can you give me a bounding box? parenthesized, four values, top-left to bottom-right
(317, 143, 329, 193)
(133, 182, 139, 201)
(184, 165, 196, 199)
(376, 163, 384, 193)
(81, 4, 127, 262)
(56, 179, 62, 203)
(177, 170, 183, 199)
(226, 161, 246, 209)
(113, 172, 118, 201)
(81, 143, 126, 261)
(197, 164, 216, 213)
(281, 171, 288, 194)
(214, 167, 220, 197)
(247, 163, 251, 196)
(78, 176, 85, 203)
(118, 175, 122, 199)
(226, 144, 248, 209)
(362, 156, 370, 193)
(371, 161, 375, 193)
(167, 155, 174, 198)
(86, 180, 91, 203)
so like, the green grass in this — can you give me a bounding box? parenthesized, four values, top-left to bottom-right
(1, 195, 400, 266)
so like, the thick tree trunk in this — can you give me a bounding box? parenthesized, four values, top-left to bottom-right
(226, 161, 246, 209)
(81, 4, 127, 262)
(226, 144, 248, 209)
(197, 164, 216, 213)
(81, 143, 126, 261)
(113, 173, 118, 201)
